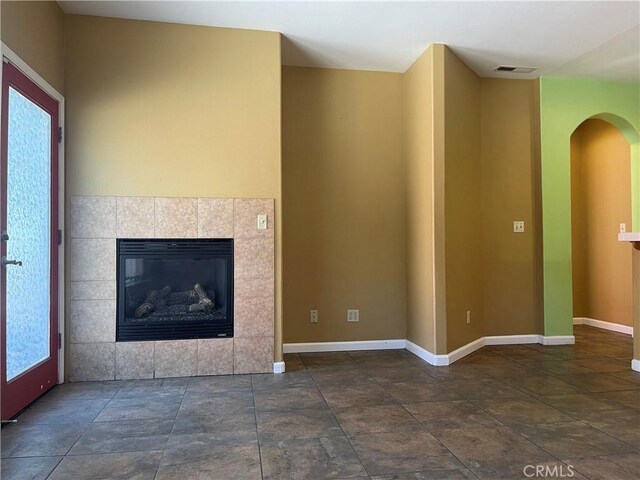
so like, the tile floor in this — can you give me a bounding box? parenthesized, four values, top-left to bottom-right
(1, 325, 639, 479)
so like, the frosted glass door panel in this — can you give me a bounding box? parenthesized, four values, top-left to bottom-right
(6, 87, 52, 381)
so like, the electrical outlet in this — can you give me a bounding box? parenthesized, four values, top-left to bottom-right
(620, 223, 627, 233)
(257, 214, 268, 230)
(513, 221, 525, 233)
(310, 310, 318, 323)
(466, 310, 471, 324)
(347, 309, 360, 322)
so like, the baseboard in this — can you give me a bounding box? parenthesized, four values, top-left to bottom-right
(283, 333, 577, 368)
(273, 361, 286, 374)
(405, 340, 449, 366)
(282, 339, 406, 354)
(573, 317, 633, 336)
(632, 359, 640, 373)
(540, 335, 575, 345)
(484, 334, 541, 345)
(447, 337, 486, 363)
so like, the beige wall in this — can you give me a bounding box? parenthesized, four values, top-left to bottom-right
(404, 45, 438, 353)
(1, 1, 65, 93)
(571, 119, 633, 326)
(282, 66, 406, 343)
(443, 47, 483, 351)
(64, 15, 284, 358)
(480, 78, 542, 336)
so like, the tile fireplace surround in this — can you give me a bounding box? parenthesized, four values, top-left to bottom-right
(68, 196, 275, 382)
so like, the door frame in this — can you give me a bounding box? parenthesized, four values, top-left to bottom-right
(1, 43, 65, 384)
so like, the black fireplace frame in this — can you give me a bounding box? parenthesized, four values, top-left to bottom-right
(116, 238, 234, 342)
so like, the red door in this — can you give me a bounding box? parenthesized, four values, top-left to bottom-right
(1, 61, 60, 419)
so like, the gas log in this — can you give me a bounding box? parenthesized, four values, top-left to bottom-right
(188, 283, 215, 313)
(134, 283, 215, 318)
(134, 286, 171, 318)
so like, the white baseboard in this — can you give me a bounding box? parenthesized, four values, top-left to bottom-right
(405, 340, 449, 366)
(573, 317, 633, 336)
(447, 337, 485, 363)
(540, 335, 575, 345)
(485, 334, 540, 345)
(632, 359, 640, 372)
(283, 332, 579, 368)
(282, 339, 406, 354)
(273, 361, 286, 374)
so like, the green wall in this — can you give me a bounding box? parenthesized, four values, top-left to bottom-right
(540, 77, 640, 337)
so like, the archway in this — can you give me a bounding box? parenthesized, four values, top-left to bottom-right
(570, 118, 634, 342)
(539, 77, 639, 347)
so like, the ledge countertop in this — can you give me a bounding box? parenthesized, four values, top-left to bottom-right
(618, 232, 640, 242)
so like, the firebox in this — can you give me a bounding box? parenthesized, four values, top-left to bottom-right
(116, 238, 233, 341)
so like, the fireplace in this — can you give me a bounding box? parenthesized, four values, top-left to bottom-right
(116, 238, 233, 341)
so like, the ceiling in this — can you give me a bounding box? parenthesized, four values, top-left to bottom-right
(58, 1, 640, 81)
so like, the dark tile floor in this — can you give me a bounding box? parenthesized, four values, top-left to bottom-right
(2, 325, 639, 479)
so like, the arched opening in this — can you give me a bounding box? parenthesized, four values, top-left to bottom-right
(570, 118, 634, 351)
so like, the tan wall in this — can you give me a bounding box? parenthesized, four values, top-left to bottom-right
(64, 16, 284, 357)
(0, 1, 65, 93)
(443, 47, 483, 351)
(480, 79, 542, 336)
(404, 45, 438, 352)
(282, 66, 406, 343)
(571, 119, 633, 326)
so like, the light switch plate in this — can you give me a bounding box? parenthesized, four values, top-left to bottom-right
(620, 223, 627, 233)
(257, 214, 268, 230)
(513, 221, 525, 233)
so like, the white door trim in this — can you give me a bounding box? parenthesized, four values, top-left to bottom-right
(1, 43, 66, 383)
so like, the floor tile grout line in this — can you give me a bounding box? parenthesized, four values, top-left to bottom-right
(40, 455, 64, 480)
(250, 374, 267, 480)
(36, 381, 124, 478)
(305, 360, 373, 478)
(398, 396, 481, 475)
(306, 352, 483, 478)
(462, 377, 638, 474)
(150, 386, 185, 480)
(528, 391, 640, 453)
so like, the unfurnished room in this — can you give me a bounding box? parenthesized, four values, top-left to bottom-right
(0, 1, 639, 479)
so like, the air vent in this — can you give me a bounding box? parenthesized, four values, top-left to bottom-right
(494, 65, 537, 73)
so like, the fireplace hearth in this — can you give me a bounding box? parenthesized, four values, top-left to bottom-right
(116, 238, 233, 341)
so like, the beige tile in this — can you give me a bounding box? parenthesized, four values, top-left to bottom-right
(69, 343, 115, 382)
(197, 338, 234, 375)
(235, 238, 274, 279)
(234, 337, 274, 374)
(70, 281, 116, 300)
(235, 276, 275, 299)
(235, 296, 274, 338)
(70, 196, 116, 239)
(117, 197, 155, 238)
(70, 300, 116, 343)
(116, 342, 155, 380)
(234, 199, 275, 239)
(198, 198, 234, 238)
(154, 198, 197, 238)
(154, 340, 198, 378)
(69, 238, 116, 281)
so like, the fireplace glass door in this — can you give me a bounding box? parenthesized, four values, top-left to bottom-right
(117, 239, 233, 341)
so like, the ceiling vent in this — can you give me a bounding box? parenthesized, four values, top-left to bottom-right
(494, 65, 537, 73)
